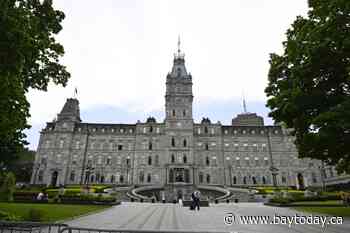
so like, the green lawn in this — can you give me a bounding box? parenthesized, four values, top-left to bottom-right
(294, 206, 350, 217)
(0, 202, 110, 222)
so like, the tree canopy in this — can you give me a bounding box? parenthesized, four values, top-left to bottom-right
(0, 0, 70, 167)
(265, 0, 350, 174)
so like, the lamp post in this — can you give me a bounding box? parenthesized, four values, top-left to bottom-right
(267, 128, 279, 188)
(126, 156, 130, 185)
(84, 163, 94, 192)
(225, 157, 231, 187)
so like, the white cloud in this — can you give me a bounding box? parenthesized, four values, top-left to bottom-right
(27, 0, 308, 129)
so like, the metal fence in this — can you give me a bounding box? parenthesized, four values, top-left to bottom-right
(0, 221, 68, 233)
(0, 222, 229, 233)
(59, 227, 228, 233)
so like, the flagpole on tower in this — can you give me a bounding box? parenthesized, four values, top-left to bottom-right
(73, 87, 78, 99)
(242, 90, 247, 113)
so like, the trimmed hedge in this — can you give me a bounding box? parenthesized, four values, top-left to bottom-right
(58, 194, 116, 204)
(269, 194, 341, 204)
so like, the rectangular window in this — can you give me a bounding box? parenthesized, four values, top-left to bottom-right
(118, 145, 123, 151)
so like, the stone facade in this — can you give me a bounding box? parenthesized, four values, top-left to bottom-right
(31, 48, 333, 189)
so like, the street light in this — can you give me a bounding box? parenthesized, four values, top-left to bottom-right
(225, 157, 231, 187)
(267, 128, 279, 188)
(84, 163, 94, 192)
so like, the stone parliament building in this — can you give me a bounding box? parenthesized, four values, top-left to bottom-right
(31, 46, 335, 191)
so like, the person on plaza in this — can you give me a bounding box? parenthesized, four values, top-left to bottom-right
(192, 190, 201, 211)
(36, 192, 44, 200)
(178, 197, 183, 206)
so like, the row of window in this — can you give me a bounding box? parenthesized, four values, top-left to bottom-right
(171, 138, 187, 147)
(169, 109, 187, 117)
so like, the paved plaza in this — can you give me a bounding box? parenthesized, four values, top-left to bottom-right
(65, 202, 350, 233)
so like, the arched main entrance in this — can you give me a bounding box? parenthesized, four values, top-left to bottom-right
(297, 173, 305, 190)
(50, 171, 58, 187)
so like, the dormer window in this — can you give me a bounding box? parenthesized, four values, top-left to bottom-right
(176, 67, 181, 76)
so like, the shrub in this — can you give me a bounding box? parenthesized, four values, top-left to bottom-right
(269, 197, 293, 205)
(26, 209, 45, 222)
(45, 188, 84, 198)
(0, 210, 22, 221)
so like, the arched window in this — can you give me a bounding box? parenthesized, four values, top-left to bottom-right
(233, 176, 237, 184)
(282, 176, 287, 183)
(169, 169, 174, 182)
(171, 138, 175, 147)
(199, 172, 203, 183)
(96, 173, 100, 183)
(148, 156, 152, 165)
(262, 176, 266, 184)
(172, 109, 176, 117)
(100, 176, 105, 183)
(243, 176, 247, 184)
(155, 155, 159, 166)
(171, 154, 175, 163)
(212, 157, 217, 166)
(206, 156, 210, 166)
(126, 157, 130, 166)
(206, 174, 211, 183)
(205, 143, 209, 150)
(147, 174, 151, 183)
(149, 142, 153, 150)
(150, 126, 153, 133)
(119, 175, 124, 183)
(204, 127, 208, 134)
(183, 155, 187, 164)
(70, 171, 75, 182)
(110, 175, 115, 183)
(183, 110, 186, 117)
(139, 171, 144, 183)
(312, 172, 317, 183)
(252, 176, 257, 184)
(38, 170, 44, 182)
(183, 139, 187, 147)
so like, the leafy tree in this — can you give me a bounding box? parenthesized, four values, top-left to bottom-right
(9, 148, 35, 182)
(265, 0, 350, 174)
(0, 172, 16, 201)
(0, 0, 70, 168)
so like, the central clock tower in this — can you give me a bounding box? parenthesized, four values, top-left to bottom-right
(165, 42, 193, 129)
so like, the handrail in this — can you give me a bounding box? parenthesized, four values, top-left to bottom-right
(59, 226, 229, 233)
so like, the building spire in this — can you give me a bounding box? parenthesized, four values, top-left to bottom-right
(174, 35, 184, 60)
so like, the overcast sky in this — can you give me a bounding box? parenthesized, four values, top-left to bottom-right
(25, 0, 309, 149)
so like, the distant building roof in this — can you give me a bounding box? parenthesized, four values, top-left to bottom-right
(232, 113, 264, 126)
